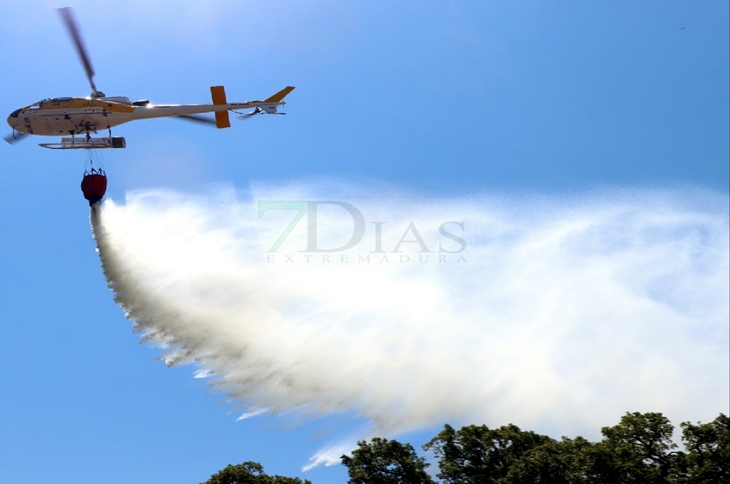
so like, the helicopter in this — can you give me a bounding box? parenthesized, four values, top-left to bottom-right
(4, 7, 294, 150)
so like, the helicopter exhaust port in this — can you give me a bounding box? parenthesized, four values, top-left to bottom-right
(38, 136, 126, 150)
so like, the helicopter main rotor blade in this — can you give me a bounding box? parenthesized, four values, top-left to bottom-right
(57, 7, 99, 97)
(3, 131, 29, 145)
(175, 114, 218, 126)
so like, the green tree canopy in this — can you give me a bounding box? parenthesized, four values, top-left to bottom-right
(419, 412, 730, 483)
(341, 437, 435, 484)
(680, 413, 730, 482)
(593, 411, 682, 483)
(502, 436, 594, 484)
(423, 423, 554, 483)
(200, 461, 311, 484)
(206, 412, 729, 484)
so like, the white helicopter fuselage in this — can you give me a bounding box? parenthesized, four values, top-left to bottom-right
(7, 90, 291, 137)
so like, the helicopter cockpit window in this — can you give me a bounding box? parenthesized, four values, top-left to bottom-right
(51, 97, 73, 103)
(28, 98, 51, 110)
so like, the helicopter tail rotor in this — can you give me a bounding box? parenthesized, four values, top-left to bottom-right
(57, 7, 105, 99)
(236, 107, 264, 120)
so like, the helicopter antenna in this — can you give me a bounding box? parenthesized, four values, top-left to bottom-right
(57, 7, 105, 99)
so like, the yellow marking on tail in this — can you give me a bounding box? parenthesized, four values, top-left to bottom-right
(264, 86, 296, 103)
(210, 86, 231, 129)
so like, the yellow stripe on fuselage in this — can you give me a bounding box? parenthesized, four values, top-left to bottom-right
(36, 97, 135, 113)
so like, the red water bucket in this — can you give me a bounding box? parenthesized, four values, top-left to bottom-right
(81, 171, 107, 206)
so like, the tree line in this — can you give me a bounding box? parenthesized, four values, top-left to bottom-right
(201, 412, 729, 483)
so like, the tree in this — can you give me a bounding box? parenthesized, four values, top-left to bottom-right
(341, 437, 435, 484)
(589, 412, 683, 483)
(503, 436, 595, 484)
(681, 413, 730, 483)
(423, 423, 554, 483)
(201, 461, 312, 484)
(338, 412, 730, 484)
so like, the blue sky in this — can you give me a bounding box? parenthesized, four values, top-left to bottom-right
(0, 2, 728, 483)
